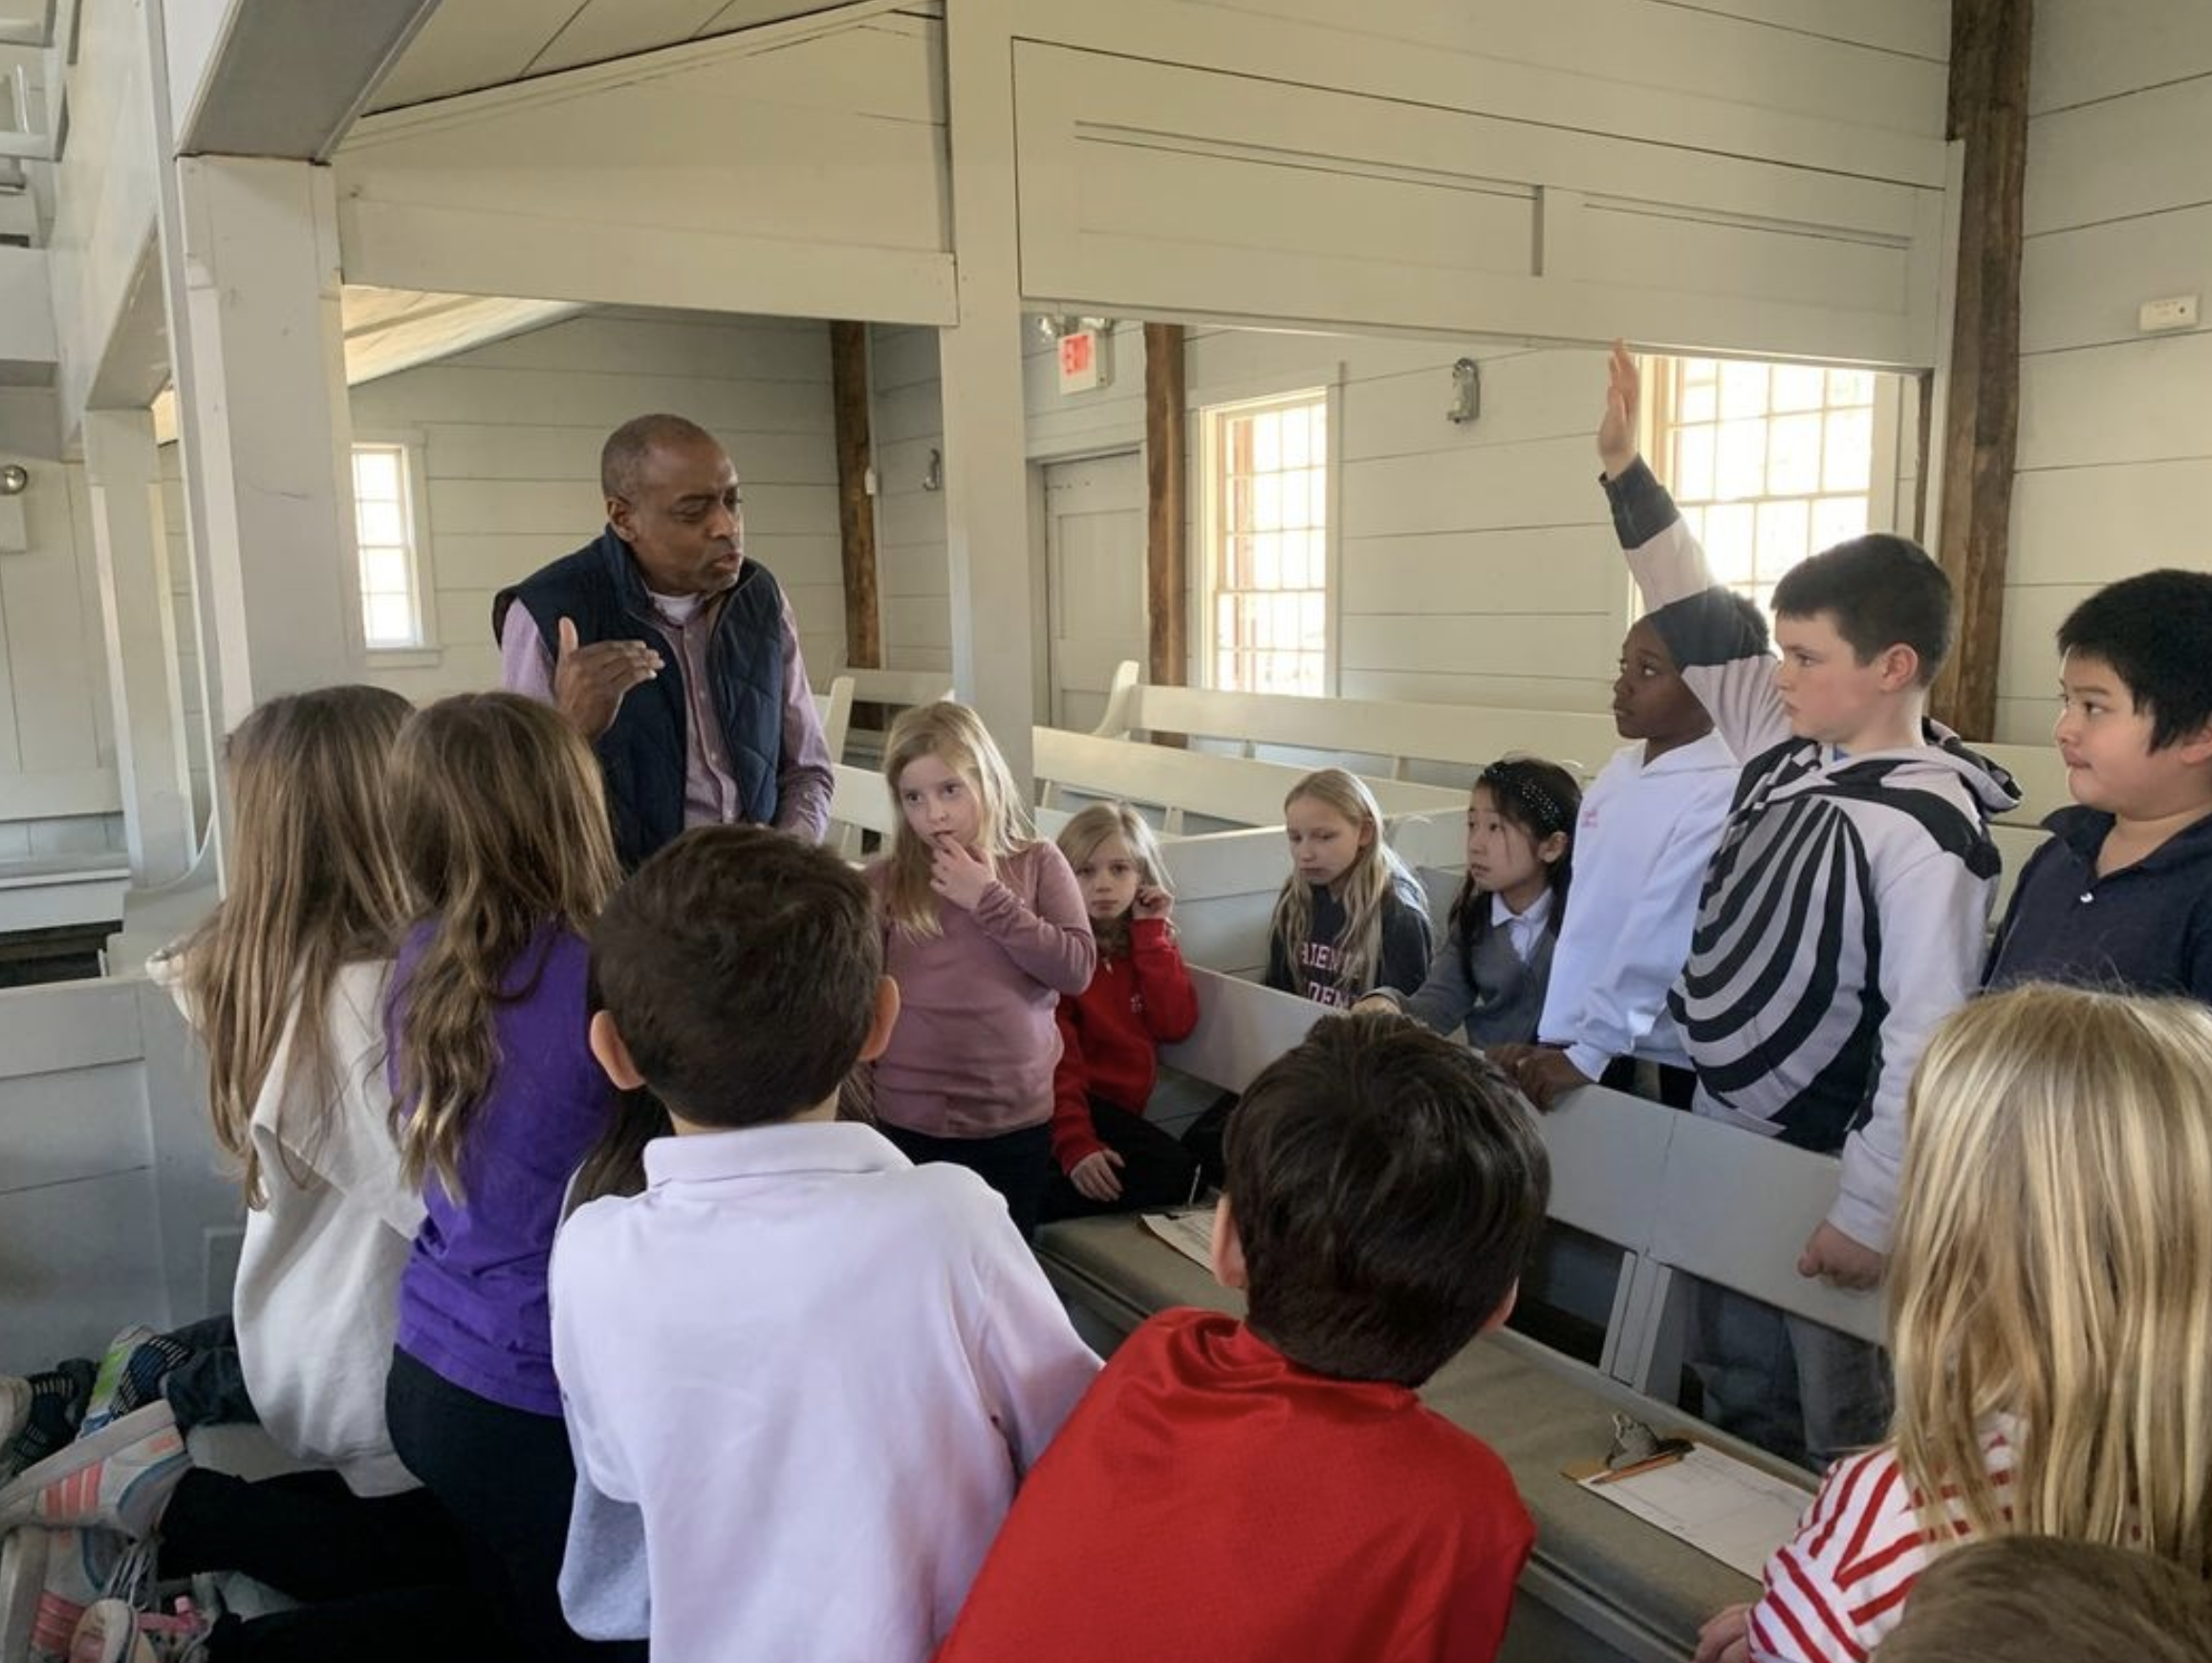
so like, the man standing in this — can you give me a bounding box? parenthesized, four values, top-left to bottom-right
(495, 414, 835, 866)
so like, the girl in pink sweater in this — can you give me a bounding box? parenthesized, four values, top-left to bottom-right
(867, 702, 1096, 1238)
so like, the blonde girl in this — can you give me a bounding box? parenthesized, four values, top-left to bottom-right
(867, 702, 1095, 1239)
(1267, 767, 1432, 1008)
(1697, 983, 2212, 1663)
(379, 692, 638, 1663)
(1043, 804, 1201, 1220)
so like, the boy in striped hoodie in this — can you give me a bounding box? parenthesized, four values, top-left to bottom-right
(1594, 345, 2018, 1468)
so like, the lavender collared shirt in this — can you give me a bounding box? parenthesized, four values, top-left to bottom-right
(500, 578, 835, 842)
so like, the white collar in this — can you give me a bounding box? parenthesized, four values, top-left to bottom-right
(1488, 888, 1553, 932)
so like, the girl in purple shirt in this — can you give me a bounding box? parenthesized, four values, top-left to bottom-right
(380, 692, 639, 1663)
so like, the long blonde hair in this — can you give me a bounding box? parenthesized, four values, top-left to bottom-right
(1890, 983, 2212, 1575)
(1056, 800, 1172, 959)
(1270, 767, 1420, 999)
(181, 686, 413, 1208)
(878, 701, 1032, 939)
(387, 694, 619, 1199)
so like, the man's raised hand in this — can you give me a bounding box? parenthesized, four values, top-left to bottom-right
(553, 616, 662, 742)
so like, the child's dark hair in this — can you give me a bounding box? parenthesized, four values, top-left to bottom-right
(1224, 1012, 1551, 1387)
(590, 826, 882, 1131)
(2056, 570, 2212, 750)
(1449, 758, 1580, 955)
(1771, 532, 1952, 686)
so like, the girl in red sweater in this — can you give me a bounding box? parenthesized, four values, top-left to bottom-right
(1041, 804, 1204, 1220)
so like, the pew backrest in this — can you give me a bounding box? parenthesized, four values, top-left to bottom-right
(810, 675, 854, 765)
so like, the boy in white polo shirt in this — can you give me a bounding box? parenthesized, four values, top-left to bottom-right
(549, 827, 1099, 1663)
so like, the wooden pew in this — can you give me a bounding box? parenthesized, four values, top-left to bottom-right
(815, 667, 954, 765)
(824, 762, 1071, 861)
(1039, 967, 1847, 1663)
(1033, 725, 1465, 834)
(809, 674, 854, 765)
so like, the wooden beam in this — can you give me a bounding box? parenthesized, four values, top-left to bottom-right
(1144, 323, 1188, 697)
(830, 321, 882, 671)
(1931, 0, 2033, 740)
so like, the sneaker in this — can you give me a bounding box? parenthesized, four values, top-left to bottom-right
(23, 1528, 134, 1663)
(3, 1364, 100, 1483)
(63, 1596, 210, 1663)
(0, 1523, 54, 1660)
(79, 1336, 191, 1441)
(0, 1405, 188, 1542)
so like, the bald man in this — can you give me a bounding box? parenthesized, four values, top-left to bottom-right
(494, 414, 835, 867)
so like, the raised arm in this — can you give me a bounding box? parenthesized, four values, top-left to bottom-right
(1598, 344, 1789, 760)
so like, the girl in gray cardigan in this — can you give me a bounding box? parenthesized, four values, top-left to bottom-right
(1365, 759, 1579, 1047)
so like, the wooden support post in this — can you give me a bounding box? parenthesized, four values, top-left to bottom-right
(1144, 322, 1188, 715)
(830, 321, 882, 671)
(1931, 0, 2033, 740)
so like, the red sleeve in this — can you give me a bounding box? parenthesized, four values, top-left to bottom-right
(1049, 998, 1106, 1175)
(1128, 918, 1200, 1043)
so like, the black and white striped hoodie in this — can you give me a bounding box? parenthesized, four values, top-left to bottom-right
(1605, 462, 2020, 1254)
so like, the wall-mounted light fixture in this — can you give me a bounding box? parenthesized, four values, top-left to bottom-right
(1446, 358, 1481, 425)
(1032, 313, 1117, 344)
(922, 448, 943, 492)
(0, 463, 27, 495)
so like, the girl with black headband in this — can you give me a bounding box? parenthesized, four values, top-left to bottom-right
(1359, 758, 1579, 1047)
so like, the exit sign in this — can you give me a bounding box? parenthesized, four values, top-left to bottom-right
(1056, 326, 1114, 394)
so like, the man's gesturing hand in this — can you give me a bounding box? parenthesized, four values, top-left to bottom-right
(553, 616, 661, 742)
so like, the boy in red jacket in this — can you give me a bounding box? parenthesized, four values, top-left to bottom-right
(938, 1012, 1550, 1663)
(1043, 804, 1203, 1219)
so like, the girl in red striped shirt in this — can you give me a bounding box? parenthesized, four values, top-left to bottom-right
(1696, 983, 2212, 1663)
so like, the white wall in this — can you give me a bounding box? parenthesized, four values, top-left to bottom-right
(869, 324, 951, 676)
(2002, 0, 2212, 743)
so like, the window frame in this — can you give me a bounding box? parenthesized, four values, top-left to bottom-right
(348, 431, 441, 666)
(1635, 355, 1905, 623)
(1195, 385, 1338, 699)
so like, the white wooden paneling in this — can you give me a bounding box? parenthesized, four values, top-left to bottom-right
(1013, 43, 1945, 366)
(2025, 75, 2212, 239)
(335, 15, 956, 327)
(868, 324, 952, 676)
(2016, 333, 2212, 473)
(2029, 0, 2212, 115)
(2010, 461, 2212, 588)
(343, 312, 846, 704)
(2021, 205, 2212, 356)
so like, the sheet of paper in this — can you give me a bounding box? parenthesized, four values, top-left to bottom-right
(1140, 1205, 1218, 1270)
(1576, 1446, 1812, 1581)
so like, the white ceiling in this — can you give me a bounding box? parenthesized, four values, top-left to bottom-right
(363, 0, 868, 114)
(340, 286, 584, 383)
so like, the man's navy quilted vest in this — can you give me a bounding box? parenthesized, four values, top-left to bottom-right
(494, 528, 784, 869)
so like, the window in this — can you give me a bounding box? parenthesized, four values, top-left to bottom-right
(1647, 357, 1894, 616)
(351, 442, 427, 650)
(1202, 391, 1330, 697)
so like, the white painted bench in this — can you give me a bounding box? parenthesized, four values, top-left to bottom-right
(823, 762, 1073, 861)
(1034, 725, 1466, 835)
(814, 667, 954, 765)
(809, 674, 854, 765)
(0, 854, 132, 939)
(1039, 967, 1860, 1663)
(0, 977, 237, 1374)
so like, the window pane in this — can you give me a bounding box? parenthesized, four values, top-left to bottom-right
(1704, 504, 1755, 586)
(366, 594, 416, 648)
(353, 449, 401, 501)
(361, 546, 408, 595)
(358, 501, 404, 548)
(1771, 364, 1825, 414)
(1767, 414, 1823, 497)
(1755, 499, 1811, 581)
(1716, 420, 1767, 500)
(1254, 474, 1284, 531)
(1823, 408, 1874, 491)
(1812, 495, 1870, 551)
(1281, 410, 1311, 469)
(1679, 378, 1717, 424)
(1827, 369, 1874, 407)
(1720, 361, 1769, 421)
(1252, 414, 1281, 473)
(1673, 425, 1716, 500)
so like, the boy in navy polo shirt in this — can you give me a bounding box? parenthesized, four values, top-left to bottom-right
(1985, 570, 2212, 999)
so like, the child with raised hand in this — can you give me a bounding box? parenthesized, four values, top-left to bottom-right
(1043, 803, 1202, 1220)
(1268, 767, 1431, 1009)
(936, 1013, 1548, 1663)
(1503, 598, 1758, 1111)
(1362, 758, 1577, 1047)
(552, 827, 1097, 1663)
(380, 692, 640, 1663)
(1984, 569, 2212, 999)
(1596, 342, 2017, 1468)
(869, 702, 1096, 1239)
(1, 688, 476, 1660)
(1693, 983, 2212, 1663)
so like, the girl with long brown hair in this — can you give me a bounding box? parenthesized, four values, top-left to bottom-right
(378, 692, 637, 1663)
